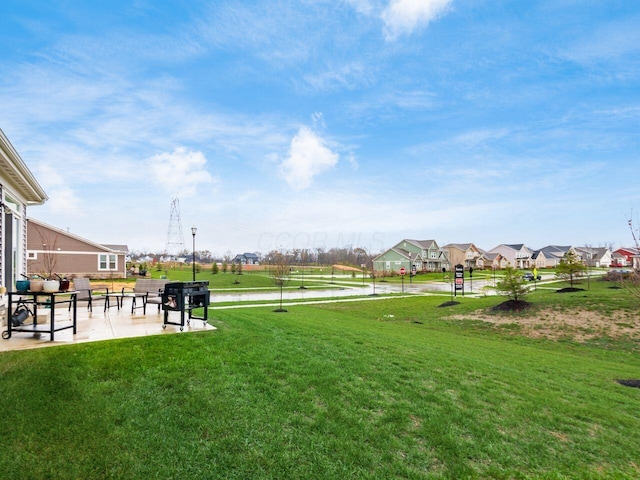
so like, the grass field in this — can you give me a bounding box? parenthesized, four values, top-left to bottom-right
(144, 265, 364, 291)
(1, 278, 639, 478)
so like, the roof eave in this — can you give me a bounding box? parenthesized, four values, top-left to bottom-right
(0, 129, 48, 205)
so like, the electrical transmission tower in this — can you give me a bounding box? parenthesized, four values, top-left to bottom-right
(165, 197, 185, 257)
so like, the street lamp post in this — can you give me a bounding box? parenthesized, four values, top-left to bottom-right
(409, 252, 412, 284)
(191, 227, 197, 281)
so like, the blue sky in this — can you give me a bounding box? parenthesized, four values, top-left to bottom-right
(1, 0, 638, 256)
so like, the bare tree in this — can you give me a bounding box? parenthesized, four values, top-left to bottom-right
(622, 212, 640, 302)
(627, 209, 640, 250)
(269, 251, 290, 312)
(31, 225, 58, 279)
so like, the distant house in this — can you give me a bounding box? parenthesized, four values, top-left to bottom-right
(1, 129, 48, 293)
(488, 244, 534, 269)
(536, 245, 576, 268)
(442, 243, 483, 269)
(476, 252, 508, 270)
(233, 252, 260, 265)
(612, 248, 640, 267)
(373, 239, 445, 274)
(574, 247, 612, 268)
(27, 218, 128, 279)
(531, 250, 548, 269)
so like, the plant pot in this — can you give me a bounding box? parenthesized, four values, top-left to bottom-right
(42, 280, 60, 293)
(16, 280, 30, 292)
(30, 279, 44, 292)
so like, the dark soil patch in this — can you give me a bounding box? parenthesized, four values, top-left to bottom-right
(556, 287, 585, 293)
(438, 301, 460, 308)
(491, 300, 533, 312)
(616, 379, 640, 389)
(608, 285, 622, 289)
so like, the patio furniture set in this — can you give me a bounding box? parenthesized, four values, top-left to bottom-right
(2, 278, 210, 341)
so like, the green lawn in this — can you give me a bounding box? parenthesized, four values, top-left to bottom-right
(147, 266, 361, 291)
(1, 279, 639, 478)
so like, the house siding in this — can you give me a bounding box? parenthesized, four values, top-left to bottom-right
(27, 219, 126, 279)
(373, 239, 444, 273)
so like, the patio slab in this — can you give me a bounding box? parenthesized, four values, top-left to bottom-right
(0, 297, 216, 352)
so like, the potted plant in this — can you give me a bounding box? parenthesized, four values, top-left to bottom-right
(29, 275, 44, 292)
(42, 278, 60, 293)
(54, 273, 70, 292)
(34, 229, 61, 292)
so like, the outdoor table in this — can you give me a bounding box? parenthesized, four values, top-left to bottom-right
(103, 291, 138, 312)
(3, 291, 77, 341)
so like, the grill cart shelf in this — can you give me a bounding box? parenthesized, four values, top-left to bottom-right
(3, 291, 78, 341)
(161, 281, 210, 331)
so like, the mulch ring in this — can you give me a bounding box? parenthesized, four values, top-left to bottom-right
(556, 287, 585, 293)
(438, 301, 461, 308)
(491, 300, 533, 312)
(617, 379, 640, 389)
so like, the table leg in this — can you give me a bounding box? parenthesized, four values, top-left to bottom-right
(50, 296, 55, 341)
(72, 293, 77, 334)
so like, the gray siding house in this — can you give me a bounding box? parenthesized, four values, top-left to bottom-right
(373, 239, 445, 274)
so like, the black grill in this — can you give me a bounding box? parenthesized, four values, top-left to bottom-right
(161, 281, 210, 330)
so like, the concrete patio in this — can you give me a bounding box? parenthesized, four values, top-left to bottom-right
(0, 295, 216, 352)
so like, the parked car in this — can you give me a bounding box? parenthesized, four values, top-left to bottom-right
(523, 272, 541, 281)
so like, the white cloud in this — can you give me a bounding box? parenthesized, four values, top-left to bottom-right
(279, 127, 339, 190)
(147, 147, 214, 197)
(344, 0, 375, 15)
(302, 62, 370, 92)
(381, 0, 452, 40)
(32, 163, 83, 215)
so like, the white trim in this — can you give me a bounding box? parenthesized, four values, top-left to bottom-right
(29, 249, 123, 256)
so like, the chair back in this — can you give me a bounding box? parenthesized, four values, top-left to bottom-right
(72, 278, 92, 300)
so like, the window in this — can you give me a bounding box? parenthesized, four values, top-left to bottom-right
(99, 254, 117, 271)
(430, 251, 437, 259)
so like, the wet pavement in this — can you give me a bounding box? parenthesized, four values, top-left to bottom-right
(0, 298, 215, 352)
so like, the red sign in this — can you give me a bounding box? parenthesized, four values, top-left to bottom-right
(400, 267, 406, 275)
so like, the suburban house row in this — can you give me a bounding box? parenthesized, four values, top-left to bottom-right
(372, 239, 639, 275)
